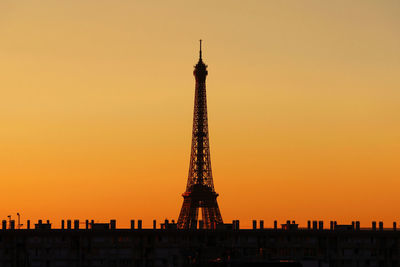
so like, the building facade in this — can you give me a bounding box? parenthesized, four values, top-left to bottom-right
(0, 221, 399, 267)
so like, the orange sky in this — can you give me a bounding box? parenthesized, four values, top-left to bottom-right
(1, 1, 399, 229)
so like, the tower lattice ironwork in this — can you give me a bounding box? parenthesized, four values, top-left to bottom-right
(177, 41, 223, 229)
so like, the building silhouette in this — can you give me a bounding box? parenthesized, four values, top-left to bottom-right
(1, 218, 400, 266)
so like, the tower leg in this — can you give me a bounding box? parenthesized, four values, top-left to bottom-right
(178, 191, 223, 229)
(178, 197, 199, 229)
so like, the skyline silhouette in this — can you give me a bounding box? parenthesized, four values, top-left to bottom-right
(0, 1, 399, 229)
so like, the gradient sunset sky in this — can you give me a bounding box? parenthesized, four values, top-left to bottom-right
(1, 1, 399, 228)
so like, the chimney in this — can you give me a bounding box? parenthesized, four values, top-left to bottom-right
(27, 220, 31, 229)
(86, 220, 89, 229)
(10, 220, 15, 230)
(2, 220, 6, 230)
(330, 221, 334, 230)
(312, 221, 318, 230)
(74, 220, 79, 230)
(153, 220, 157, 229)
(308, 221, 311, 230)
(393, 222, 397, 231)
(319, 221, 323, 230)
(110, 220, 116, 229)
(356, 221, 360, 230)
(61, 220, 65, 229)
(372, 221, 376, 231)
(274, 220, 277, 230)
(260, 220, 264, 230)
(252, 220, 257, 229)
(67, 220, 72, 230)
(131, 220, 135, 230)
(138, 220, 142, 229)
(379, 221, 383, 231)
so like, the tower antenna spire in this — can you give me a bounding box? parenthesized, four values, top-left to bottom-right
(199, 39, 202, 60)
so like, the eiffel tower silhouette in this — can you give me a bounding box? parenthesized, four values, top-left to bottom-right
(177, 41, 223, 229)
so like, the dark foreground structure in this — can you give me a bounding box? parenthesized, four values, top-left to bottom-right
(0, 220, 399, 267)
(178, 40, 223, 229)
(3, 44, 398, 267)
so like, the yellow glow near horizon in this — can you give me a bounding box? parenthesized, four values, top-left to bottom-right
(0, 1, 399, 228)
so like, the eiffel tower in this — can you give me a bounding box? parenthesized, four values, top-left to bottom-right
(177, 41, 223, 229)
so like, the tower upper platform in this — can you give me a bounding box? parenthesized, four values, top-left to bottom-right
(194, 40, 208, 79)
